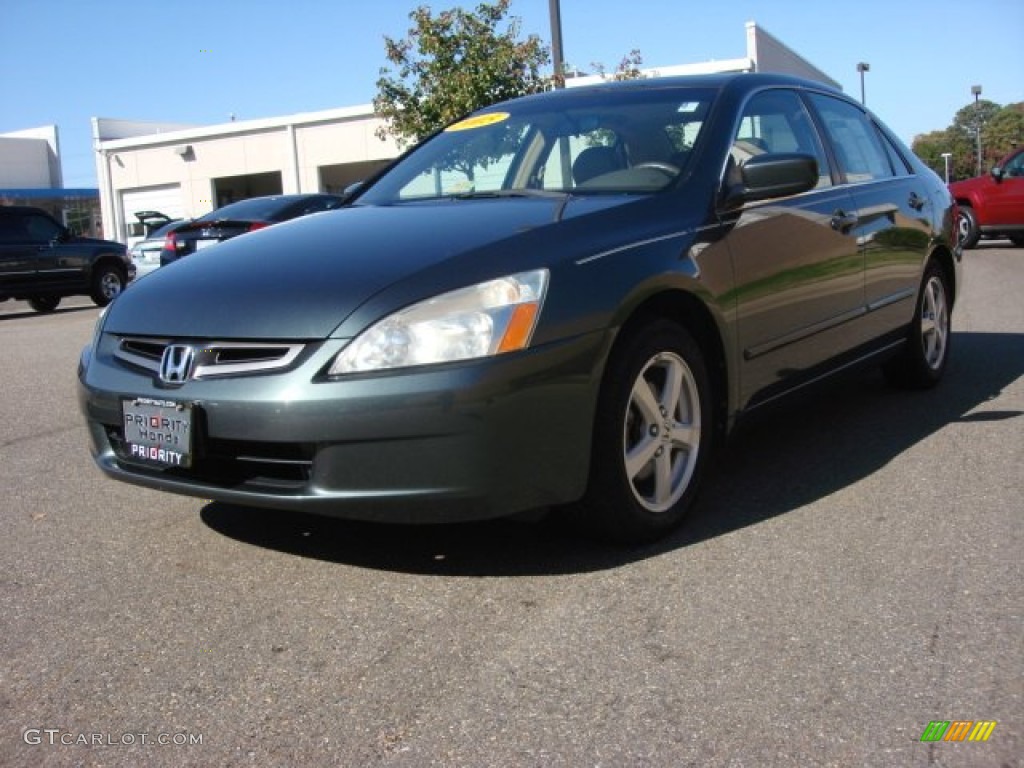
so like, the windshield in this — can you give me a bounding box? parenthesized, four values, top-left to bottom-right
(359, 86, 716, 204)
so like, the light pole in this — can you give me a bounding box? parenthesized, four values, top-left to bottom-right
(941, 152, 952, 184)
(857, 62, 870, 105)
(548, 0, 565, 88)
(972, 84, 983, 176)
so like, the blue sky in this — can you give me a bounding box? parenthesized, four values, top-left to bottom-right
(2, 0, 1022, 188)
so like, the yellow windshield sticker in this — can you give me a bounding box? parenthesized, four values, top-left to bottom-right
(445, 112, 510, 132)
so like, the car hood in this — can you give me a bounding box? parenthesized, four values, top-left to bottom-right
(104, 197, 634, 340)
(74, 235, 126, 250)
(948, 174, 993, 195)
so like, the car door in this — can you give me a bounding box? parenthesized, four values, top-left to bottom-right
(0, 212, 36, 293)
(718, 88, 865, 406)
(807, 93, 932, 339)
(987, 149, 1024, 227)
(22, 211, 88, 292)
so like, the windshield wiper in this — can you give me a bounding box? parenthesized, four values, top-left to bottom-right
(450, 188, 574, 221)
(451, 189, 569, 200)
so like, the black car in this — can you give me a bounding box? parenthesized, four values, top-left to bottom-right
(0, 206, 134, 312)
(79, 73, 961, 543)
(159, 194, 344, 266)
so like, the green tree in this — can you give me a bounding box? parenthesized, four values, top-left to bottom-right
(912, 129, 956, 179)
(986, 103, 1024, 165)
(374, 1, 550, 149)
(913, 100, 1024, 181)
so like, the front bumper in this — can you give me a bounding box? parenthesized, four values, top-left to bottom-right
(78, 330, 610, 523)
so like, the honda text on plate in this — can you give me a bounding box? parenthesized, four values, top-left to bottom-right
(78, 74, 961, 543)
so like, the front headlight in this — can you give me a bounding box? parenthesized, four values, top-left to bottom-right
(80, 306, 109, 374)
(329, 269, 549, 375)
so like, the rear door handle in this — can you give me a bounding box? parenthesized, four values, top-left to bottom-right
(831, 210, 858, 233)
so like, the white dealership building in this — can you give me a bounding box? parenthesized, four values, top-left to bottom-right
(92, 21, 839, 244)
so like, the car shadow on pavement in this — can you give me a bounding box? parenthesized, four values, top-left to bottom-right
(0, 305, 97, 322)
(201, 330, 1024, 576)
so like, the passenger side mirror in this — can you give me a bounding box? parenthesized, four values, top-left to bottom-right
(722, 153, 818, 208)
(341, 181, 364, 202)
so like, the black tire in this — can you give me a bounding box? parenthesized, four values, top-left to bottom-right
(1008, 234, 1024, 248)
(90, 263, 125, 306)
(956, 206, 980, 249)
(27, 296, 60, 313)
(578, 320, 713, 544)
(883, 260, 952, 389)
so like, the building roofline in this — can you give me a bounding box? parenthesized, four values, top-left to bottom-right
(94, 103, 379, 151)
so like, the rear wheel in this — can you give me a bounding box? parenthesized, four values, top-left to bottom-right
(90, 264, 125, 306)
(27, 296, 60, 313)
(883, 260, 951, 389)
(579, 320, 713, 544)
(956, 206, 980, 249)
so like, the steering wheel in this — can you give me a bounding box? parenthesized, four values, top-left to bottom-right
(633, 162, 680, 176)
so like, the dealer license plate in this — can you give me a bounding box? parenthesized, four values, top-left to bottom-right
(122, 397, 192, 467)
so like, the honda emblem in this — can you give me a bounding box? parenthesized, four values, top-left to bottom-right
(159, 345, 195, 385)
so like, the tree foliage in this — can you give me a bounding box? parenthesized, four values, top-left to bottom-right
(374, 1, 550, 148)
(589, 49, 647, 82)
(374, 2, 650, 150)
(912, 100, 1024, 181)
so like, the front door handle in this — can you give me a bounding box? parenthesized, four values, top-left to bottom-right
(831, 210, 858, 233)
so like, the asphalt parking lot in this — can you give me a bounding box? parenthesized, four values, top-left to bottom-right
(1, 245, 1021, 767)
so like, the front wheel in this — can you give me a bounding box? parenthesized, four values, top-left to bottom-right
(883, 260, 951, 389)
(579, 320, 713, 544)
(90, 264, 125, 306)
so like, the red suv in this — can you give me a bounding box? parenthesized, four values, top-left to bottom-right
(949, 146, 1024, 248)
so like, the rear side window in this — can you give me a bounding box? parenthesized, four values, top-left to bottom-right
(0, 215, 28, 243)
(877, 130, 911, 177)
(809, 94, 894, 183)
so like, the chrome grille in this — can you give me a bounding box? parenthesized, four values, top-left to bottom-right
(115, 337, 305, 378)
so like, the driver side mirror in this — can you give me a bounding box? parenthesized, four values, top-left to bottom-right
(990, 166, 1004, 182)
(721, 153, 819, 209)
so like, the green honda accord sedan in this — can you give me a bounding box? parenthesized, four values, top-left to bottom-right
(78, 73, 961, 543)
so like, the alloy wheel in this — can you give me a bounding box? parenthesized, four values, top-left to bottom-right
(920, 274, 949, 370)
(623, 351, 702, 513)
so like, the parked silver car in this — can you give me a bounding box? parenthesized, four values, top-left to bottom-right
(129, 219, 186, 279)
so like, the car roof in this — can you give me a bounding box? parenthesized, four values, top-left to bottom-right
(0, 205, 55, 216)
(482, 72, 846, 111)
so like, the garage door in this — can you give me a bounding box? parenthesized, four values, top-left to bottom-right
(121, 185, 184, 244)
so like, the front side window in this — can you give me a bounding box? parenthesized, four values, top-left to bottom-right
(730, 89, 832, 189)
(23, 213, 63, 243)
(809, 94, 894, 184)
(1003, 151, 1024, 177)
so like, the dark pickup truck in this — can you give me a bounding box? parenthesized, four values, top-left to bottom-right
(0, 206, 135, 312)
